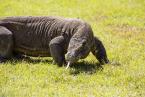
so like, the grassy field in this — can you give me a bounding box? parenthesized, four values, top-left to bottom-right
(0, 0, 145, 97)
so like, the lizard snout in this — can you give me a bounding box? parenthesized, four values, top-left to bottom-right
(66, 52, 76, 62)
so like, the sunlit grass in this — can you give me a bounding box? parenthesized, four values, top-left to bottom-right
(0, 0, 145, 97)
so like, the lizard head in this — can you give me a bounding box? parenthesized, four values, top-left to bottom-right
(65, 24, 94, 65)
(66, 37, 91, 64)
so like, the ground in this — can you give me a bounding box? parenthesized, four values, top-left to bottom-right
(0, 0, 145, 97)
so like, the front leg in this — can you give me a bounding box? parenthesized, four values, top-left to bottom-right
(49, 36, 66, 66)
(91, 36, 109, 64)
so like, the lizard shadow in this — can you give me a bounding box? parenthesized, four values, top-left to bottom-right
(69, 61, 103, 75)
(25, 57, 53, 64)
(10, 56, 103, 75)
(69, 60, 122, 75)
(10, 56, 53, 65)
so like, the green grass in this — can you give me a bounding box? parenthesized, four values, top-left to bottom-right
(0, 0, 145, 97)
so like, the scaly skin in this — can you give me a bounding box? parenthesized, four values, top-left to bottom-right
(0, 16, 109, 67)
(0, 16, 82, 56)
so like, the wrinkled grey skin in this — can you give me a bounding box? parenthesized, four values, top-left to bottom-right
(0, 16, 109, 66)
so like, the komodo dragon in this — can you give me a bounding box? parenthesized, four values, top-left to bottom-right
(0, 16, 109, 68)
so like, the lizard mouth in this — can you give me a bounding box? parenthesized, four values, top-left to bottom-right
(65, 57, 80, 69)
(66, 52, 79, 63)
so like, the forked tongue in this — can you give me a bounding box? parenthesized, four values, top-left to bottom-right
(66, 62, 70, 69)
